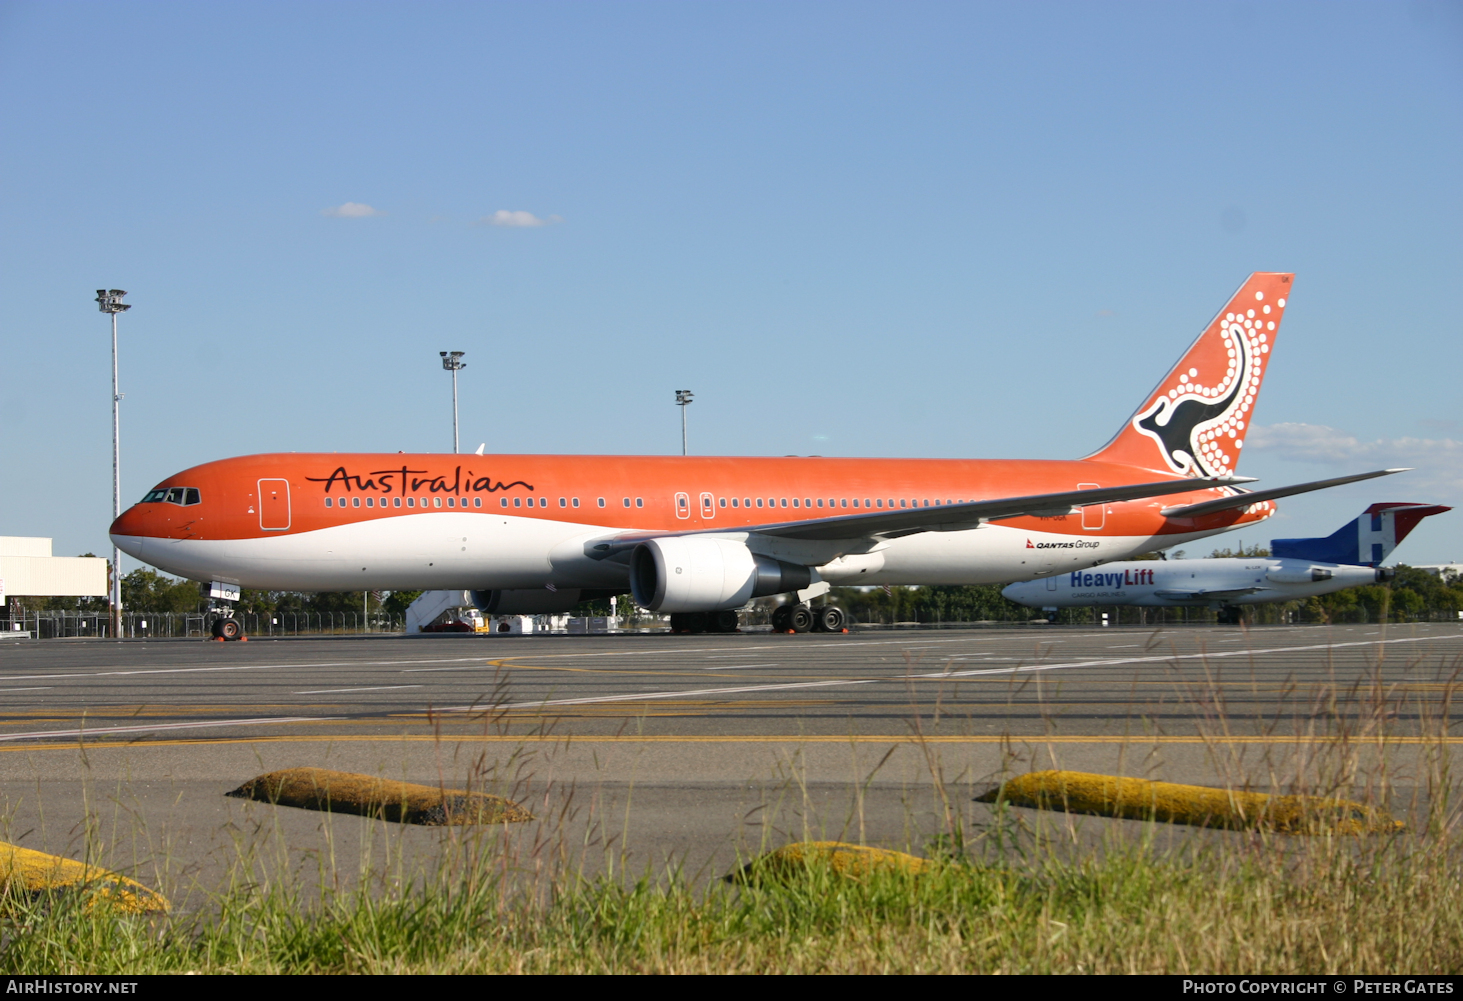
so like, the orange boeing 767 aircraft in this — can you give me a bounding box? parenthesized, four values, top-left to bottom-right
(110, 272, 1398, 637)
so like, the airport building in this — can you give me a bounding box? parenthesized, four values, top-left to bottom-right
(1, 537, 108, 636)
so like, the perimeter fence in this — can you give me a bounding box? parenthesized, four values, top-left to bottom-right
(2, 610, 404, 639)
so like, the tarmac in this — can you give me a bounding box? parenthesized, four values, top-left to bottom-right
(1, 621, 1459, 900)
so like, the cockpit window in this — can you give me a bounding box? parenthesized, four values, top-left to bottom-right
(142, 487, 202, 506)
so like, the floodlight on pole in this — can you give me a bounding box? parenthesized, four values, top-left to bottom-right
(440, 351, 466, 453)
(96, 289, 130, 639)
(675, 389, 694, 456)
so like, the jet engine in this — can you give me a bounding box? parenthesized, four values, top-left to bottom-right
(1265, 566, 1335, 585)
(470, 588, 618, 615)
(629, 537, 812, 612)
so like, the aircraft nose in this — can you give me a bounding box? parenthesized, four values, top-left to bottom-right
(109, 505, 157, 562)
(110, 506, 150, 539)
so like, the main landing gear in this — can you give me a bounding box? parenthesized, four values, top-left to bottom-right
(668, 610, 741, 634)
(667, 604, 848, 634)
(1216, 605, 1246, 626)
(770, 603, 846, 634)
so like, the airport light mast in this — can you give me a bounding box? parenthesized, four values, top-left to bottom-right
(440, 351, 466, 453)
(96, 289, 130, 639)
(675, 389, 693, 456)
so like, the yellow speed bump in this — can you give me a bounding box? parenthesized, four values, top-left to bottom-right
(0, 843, 169, 914)
(729, 841, 932, 883)
(976, 770, 1402, 835)
(227, 767, 533, 825)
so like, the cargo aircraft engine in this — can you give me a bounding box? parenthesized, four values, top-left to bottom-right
(629, 537, 812, 613)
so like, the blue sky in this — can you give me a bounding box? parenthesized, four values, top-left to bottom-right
(2, 0, 1460, 568)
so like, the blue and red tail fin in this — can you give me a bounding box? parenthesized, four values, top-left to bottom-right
(1271, 503, 1452, 566)
(1084, 272, 1294, 476)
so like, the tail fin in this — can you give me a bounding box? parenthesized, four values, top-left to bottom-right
(1084, 272, 1294, 476)
(1271, 503, 1452, 566)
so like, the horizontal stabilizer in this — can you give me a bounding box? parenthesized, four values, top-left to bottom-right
(1160, 469, 1408, 520)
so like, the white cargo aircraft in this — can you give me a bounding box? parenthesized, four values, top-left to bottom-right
(1001, 502, 1450, 623)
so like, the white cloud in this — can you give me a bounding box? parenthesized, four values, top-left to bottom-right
(1247, 422, 1463, 496)
(321, 202, 383, 218)
(479, 210, 562, 227)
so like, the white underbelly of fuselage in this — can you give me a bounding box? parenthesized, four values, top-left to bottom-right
(114, 513, 1244, 594)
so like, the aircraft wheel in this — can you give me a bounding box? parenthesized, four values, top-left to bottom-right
(710, 610, 740, 633)
(217, 618, 243, 641)
(670, 612, 708, 633)
(787, 604, 814, 633)
(816, 606, 846, 632)
(770, 605, 792, 631)
(210, 619, 226, 639)
(1219, 605, 1244, 626)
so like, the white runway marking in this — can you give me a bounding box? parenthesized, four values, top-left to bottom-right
(0, 687, 53, 692)
(0, 656, 488, 683)
(0, 716, 338, 743)
(294, 685, 425, 694)
(703, 664, 778, 671)
(445, 633, 1463, 713)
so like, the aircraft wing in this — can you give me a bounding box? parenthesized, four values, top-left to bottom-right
(1160, 468, 1408, 519)
(586, 476, 1247, 559)
(1154, 587, 1270, 600)
(753, 476, 1249, 541)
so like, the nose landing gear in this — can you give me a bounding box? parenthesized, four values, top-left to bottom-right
(210, 617, 245, 641)
(206, 581, 247, 641)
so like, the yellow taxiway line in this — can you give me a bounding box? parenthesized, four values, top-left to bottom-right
(1, 733, 1460, 751)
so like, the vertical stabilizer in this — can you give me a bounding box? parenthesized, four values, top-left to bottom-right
(1084, 272, 1294, 476)
(1271, 503, 1452, 566)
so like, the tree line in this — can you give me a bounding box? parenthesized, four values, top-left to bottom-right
(18, 552, 1462, 628)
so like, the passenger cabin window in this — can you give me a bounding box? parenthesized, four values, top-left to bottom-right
(324, 497, 333, 508)
(597, 498, 605, 508)
(473, 497, 480, 508)
(396, 497, 403, 507)
(353, 497, 361, 508)
(573, 498, 580, 508)
(636, 498, 644, 508)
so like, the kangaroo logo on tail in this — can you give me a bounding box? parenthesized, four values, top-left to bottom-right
(1084, 273, 1292, 476)
(1133, 323, 1257, 477)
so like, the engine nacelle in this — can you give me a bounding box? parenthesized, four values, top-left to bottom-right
(1266, 566, 1335, 585)
(470, 588, 617, 615)
(629, 537, 812, 613)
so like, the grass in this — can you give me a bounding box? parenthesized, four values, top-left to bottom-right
(4, 627, 1463, 974)
(3, 804, 1462, 974)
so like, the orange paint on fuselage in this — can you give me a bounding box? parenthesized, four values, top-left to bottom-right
(110, 452, 1269, 543)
